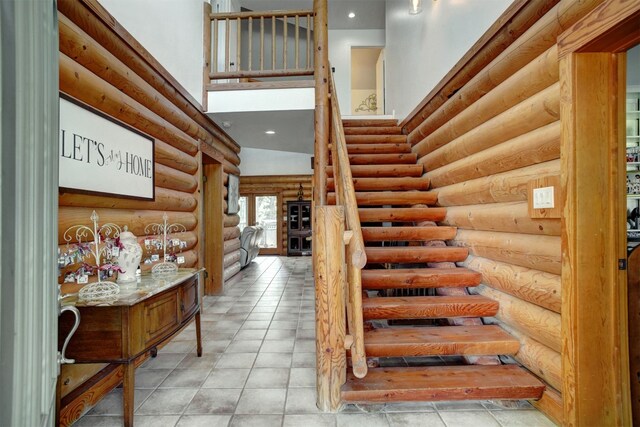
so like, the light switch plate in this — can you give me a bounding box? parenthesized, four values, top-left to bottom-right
(533, 186, 554, 209)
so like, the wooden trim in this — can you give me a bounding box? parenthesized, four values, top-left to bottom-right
(206, 80, 315, 91)
(210, 9, 313, 20)
(203, 162, 224, 295)
(210, 68, 314, 80)
(558, 0, 640, 56)
(560, 51, 630, 427)
(628, 246, 640, 423)
(400, 0, 559, 131)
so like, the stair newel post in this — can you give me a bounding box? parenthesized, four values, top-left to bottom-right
(313, 0, 329, 206)
(314, 206, 347, 412)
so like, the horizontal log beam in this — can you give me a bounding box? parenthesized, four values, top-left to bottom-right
(451, 229, 560, 275)
(417, 83, 560, 170)
(460, 255, 561, 313)
(60, 53, 198, 156)
(58, 15, 240, 165)
(403, 0, 600, 134)
(472, 284, 561, 352)
(442, 201, 561, 236)
(58, 208, 197, 245)
(487, 319, 562, 391)
(224, 214, 240, 227)
(240, 175, 312, 184)
(223, 226, 240, 241)
(155, 163, 198, 193)
(427, 121, 560, 188)
(410, 45, 559, 151)
(223, 261, 241, 280)
(223, 238, 241, 254)
(436, 159, 560, 206)
(57, 0, 240, 155)
(59, 187, 198, 212)
(223, 250, 241, 268)
(155, 140, 199, 175)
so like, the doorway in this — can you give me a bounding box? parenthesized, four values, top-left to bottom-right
(559, 2, 640, 425)
(238, 193, 282, 255)
(350, 47, 384, 115)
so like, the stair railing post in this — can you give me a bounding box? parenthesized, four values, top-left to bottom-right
(315, 206, 347, 412)
(313, 0, 329, 206)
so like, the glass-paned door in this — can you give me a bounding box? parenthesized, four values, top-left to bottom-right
(241, 193, 281, 255)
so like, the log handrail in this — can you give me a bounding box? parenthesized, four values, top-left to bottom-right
(328, 69, 368, 379)
(206, 9, 314, 81)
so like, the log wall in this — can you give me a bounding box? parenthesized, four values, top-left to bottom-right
(56, 0, 241, 422)
(239, 175, 313, 255)
(402, 0, 603, 423)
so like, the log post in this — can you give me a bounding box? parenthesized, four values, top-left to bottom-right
(313, 0, 329, 206)
(315, 206, 346, 412)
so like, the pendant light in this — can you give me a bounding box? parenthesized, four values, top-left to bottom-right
(409, 0, 423, 15)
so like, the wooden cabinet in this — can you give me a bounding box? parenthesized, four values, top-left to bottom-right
(58, 271, 203, 427)
(287, 200, 312, 256)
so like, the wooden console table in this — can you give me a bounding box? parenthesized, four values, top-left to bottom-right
(58, 269, 203, 427)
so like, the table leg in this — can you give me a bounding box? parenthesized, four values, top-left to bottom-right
(195, 310, 203, 357)
(123, 362, 135, 427)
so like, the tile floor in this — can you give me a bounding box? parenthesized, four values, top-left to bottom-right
(74, 256, 556, 427)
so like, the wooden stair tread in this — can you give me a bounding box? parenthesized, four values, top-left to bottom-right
(361, 267, 481, 289)
(364, 325, 520, 357)
(327, 177, 430, 192)
(344, 126, 403, 135)
(362, 226, 455, 241)
(362, 295, 498, 320)
(343, 119, 398, 127)
(342, 365, 545, 402)
(347, 153, 417, 165)
(345, 143, 411, 154)
(359, 207, 446, 222)
(326, 164, 423, 178)
(328, 191, 437, 207)
(345, 135, 407, 144)
(365, 246, 468, 263)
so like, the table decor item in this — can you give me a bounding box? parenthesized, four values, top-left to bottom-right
(144, 213, 187, 276)
(116, 226, 143, 284)
(60, 210, 122, 300)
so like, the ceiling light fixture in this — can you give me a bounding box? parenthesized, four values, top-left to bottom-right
(348, 11, 355, 18)
(265, 130, 276, 135)
(409, 0, 423, 15)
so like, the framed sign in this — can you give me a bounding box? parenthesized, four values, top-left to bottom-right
(59, 95, 155, 200)
(227, 174, 240, 214)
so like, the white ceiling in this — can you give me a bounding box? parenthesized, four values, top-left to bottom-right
(209, 110, 315, 154)
(239, 0, 386, 30)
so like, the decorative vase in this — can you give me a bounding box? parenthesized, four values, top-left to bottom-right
(117, 227, 142, 283)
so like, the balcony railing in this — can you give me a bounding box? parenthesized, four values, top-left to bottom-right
(204, 9, 314, 84)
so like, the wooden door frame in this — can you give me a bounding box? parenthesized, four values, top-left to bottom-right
(240, 191, 283, 255)
(558, 1, 640, 425)
(202, 143, 225, 295)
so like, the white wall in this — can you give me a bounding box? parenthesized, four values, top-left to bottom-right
(385, 0, 512, 120)
(329, 29, 385, 114)
(100, 0, 204, 103)
(240, 147, 312, 175)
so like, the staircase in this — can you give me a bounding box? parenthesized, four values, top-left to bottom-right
(329, 119, 545, 404)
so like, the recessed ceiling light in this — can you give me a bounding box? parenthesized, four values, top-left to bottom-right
(265, 130, 276, 135)
(348, 11, 355, 18)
